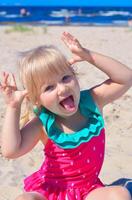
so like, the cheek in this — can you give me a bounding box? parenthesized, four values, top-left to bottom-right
(72, 79, 80, 91)
(72, 79, 80, 101)
(39, 93, 55, 108)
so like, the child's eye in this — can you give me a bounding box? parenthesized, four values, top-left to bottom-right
(45, 85, 54, 92)
(62, 75, 71, 82)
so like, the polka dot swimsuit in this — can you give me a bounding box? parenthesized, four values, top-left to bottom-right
(24, 90, 105, 199)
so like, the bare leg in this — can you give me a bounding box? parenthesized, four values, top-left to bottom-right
(15, 192, 47, 200)
(85, 186, 131, 200)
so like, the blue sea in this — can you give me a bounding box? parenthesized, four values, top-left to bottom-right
(0, 6, 132, 26)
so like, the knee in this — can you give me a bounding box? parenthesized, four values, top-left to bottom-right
(109, 186, 131, 200)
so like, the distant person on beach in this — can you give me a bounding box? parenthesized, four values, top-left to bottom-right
(20, 8, 30, 17)
(128, 19, 132, 27)
(0, 32, 132, 200)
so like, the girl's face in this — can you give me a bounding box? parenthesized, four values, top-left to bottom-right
(38, 68, 80, 118)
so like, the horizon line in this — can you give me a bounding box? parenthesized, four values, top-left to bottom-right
(0, 4, 132, 7)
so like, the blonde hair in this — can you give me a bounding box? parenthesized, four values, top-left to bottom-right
(18, 45, 73, 105)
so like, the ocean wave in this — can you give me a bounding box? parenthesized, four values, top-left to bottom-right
(0, 6, 132, 26)
(99, 11, 131, 17)
(113, 20, 128, 25)
(50, 9, 76, 18)
(4, 14, 22, 18)
(39, 20, 64, 25)
(0, 11, 7, 16)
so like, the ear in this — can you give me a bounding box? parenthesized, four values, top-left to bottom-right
(35, 101, 39, 106)
(35, 100, 41, 107)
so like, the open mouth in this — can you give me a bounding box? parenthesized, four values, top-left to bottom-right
(59, 95, 76, 112)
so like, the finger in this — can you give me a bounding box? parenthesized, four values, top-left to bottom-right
(4, 86, 12, 95)
(61, 33, 70, 42)
(64, 32, 79, 43)
(22, 89, 28, 97)
(61, 36, 70, 47)
(62, 32, 73, 43)
(62, 37, 71, 48)
(62, 35, 73, 47)
(63, 31, 72, 39)
(63, 33, 79, 48)
(0, 82, 5, 91)
(10, 73, 17, 88)
(20, 90, 29, 102)
(63, 32, 75, 41)
(0, 82, 11, 92)
(68, 58, 76, 65)
(2, 72, 9, 86)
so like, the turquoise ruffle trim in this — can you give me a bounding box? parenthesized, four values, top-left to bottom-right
(38, 90, 104, 149)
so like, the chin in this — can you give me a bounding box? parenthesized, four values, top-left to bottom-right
(60, 108, 78, 118)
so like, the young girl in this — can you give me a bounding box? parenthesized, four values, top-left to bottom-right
(0, 32, 132, 200)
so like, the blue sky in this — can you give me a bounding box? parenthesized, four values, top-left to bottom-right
(0, 0, 132, 6)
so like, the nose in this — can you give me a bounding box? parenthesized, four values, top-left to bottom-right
(57, 83, 69, 96)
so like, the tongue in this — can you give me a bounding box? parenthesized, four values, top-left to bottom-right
(60, 96, 75, 111)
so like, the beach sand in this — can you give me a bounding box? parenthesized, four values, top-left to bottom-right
(0, 25, 132, 199)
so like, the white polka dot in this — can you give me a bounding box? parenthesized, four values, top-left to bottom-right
(62, 153, 65, 156)
(79, 152, 82, 156)
(71, 183, 74, 186)
(42, 175, 45, 179)
(93, 146, 96, 151)
(76, 195, 78, 199)
(87, 159, 90, 163)
(100, 153, 103, 158)
(71, 161, 74, 166)
(82, 175, 86, 178)
(65, 194, 69, 200)
(78, 170, 81, 173)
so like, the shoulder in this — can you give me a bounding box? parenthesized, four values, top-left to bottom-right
(81, 89, 103, 114)
(22, 116, 48, 145)
(89, 78, 132, 109)
(33, 117, 48, 145)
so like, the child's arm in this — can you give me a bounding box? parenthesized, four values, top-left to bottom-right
(62, 32, 132, 109)
(0, 72, 46, 159)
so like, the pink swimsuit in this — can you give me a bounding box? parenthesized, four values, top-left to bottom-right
(24, 90, 105, 199)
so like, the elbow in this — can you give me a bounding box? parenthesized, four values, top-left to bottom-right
(127, 72, 132, 87)
(1, 148, 13, 159)
(123, 70, 132, 87)
(1, 146, 18, 159)
(130, 72, 132, 86)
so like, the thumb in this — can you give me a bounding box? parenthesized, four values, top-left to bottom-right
(68, 58, 76, 65)
(21, 89, 28, 98)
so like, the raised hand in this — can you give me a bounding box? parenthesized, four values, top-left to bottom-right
(61, 32, 85, 64)
(0, 72, 27, 108)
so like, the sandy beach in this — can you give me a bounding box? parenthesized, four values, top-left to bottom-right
(0, 25, 132, 199)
